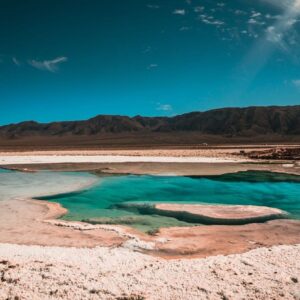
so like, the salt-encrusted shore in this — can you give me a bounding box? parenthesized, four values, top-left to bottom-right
(155, 203, 286, 219)
(153, 203, 287, 224)
(1, 198, 300, 259)
(0, 154, 245, 164)
(0, 243, 299, 300)
(2, 149, 300, 177)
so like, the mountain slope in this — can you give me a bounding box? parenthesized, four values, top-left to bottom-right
(0, 106, 300, 147)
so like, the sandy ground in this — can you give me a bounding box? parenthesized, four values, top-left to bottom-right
(0, 243, 299, 299)
(0, 199, 125, 248)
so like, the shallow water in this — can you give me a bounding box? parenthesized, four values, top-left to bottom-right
(35, 171, 300, 232)
(0, 169, 98, 200)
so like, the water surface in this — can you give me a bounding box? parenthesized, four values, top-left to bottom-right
(37, 171, 300, 232)
(0, 169, 98, 200)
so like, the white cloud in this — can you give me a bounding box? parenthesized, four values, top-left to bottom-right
(251, 11, 262, 18)
(194, 6, 204, 13)
(234, 9, 247, 15)
(256, 0, 300, 52)
(248, 18, 258, 24)
(248, 17, 265, 25)
(143, 46, 152, 54)
(179, 26, 191, 31)
(265, 13, 299, 49)
(265, 13, 280, 20)
(260, 0, 298, 10)
(156, 103, 173, 111)
(266, 26, 283, 43)
(173, 9, 186, 15)
(147, 63, 158, 69)
(12, 57, 20, 66)
(199, 14, 224, 26)
(28, 56, 68, 72)
(147, 4, 160, 9)
(292, 79, 300, 87)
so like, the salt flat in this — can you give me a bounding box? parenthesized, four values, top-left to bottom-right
(0, 243, 299, 299)
(0, 154, 245, 165)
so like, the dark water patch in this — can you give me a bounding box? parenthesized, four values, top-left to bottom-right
(38, 189, 89, 201)
(190, 171, 300, 183)
(0, 168, 14, 173)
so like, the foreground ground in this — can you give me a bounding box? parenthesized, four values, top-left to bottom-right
(0, 243, 299, 299)
(1, 147, 300, 299)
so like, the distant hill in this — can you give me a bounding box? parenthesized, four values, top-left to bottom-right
(1, 106, 300, 149)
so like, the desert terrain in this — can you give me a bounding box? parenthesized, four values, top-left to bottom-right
(0, 146, 300, 299)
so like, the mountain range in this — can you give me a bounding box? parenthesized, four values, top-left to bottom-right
(1, 106, 300, 149)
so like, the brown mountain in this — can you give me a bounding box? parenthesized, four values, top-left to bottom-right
(1, 106, 300, 149)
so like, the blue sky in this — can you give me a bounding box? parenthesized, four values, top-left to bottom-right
(1, 0, 300, 124)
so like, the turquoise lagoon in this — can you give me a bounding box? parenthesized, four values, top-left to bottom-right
(1, 168, 300, 232)
(33, 170, 300, 232)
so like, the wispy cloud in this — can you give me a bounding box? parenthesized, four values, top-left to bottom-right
(292, 79, 300, 87)
(194, 6, 204, 13)
(251, 11, 262, 18)
(156, 103, 173, 112)
(147, 4, 160, 9)
(147, 63, 158, 69)
(198, 14, 224, 26)
(12, 57, 20, 66)
(248, 10, 265, 25)
(263, 1, 300, 50)
(179, 26, 191, 31)
(234, 9, 247, 15)
(248, 18, 265, 25)
(226, 0, 300, 101)
(28, 56, 68, 72)
(173, 9, 186, 15)
(143, 46, 152, 54)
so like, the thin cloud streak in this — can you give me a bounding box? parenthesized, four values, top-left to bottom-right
(147, 63, 158, 69)
(12, 57, 20, 66)
(28, 56, 68, 72)
(156, 103, 173, 112)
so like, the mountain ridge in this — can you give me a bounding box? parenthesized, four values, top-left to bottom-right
(1, 105, 300, 147)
